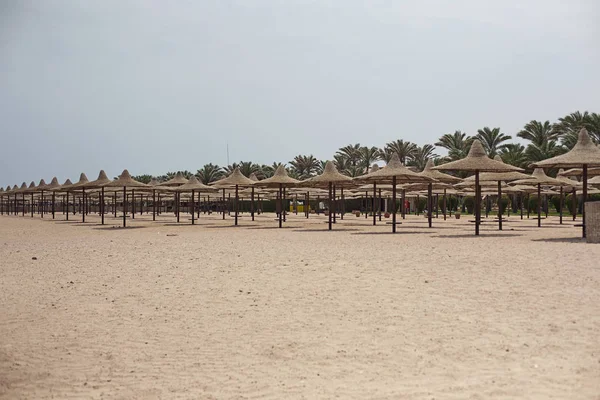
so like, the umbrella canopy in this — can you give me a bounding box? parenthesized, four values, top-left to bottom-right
(82, 170, 112, 188)
(532, 128, 600, 168)
(65, 173, 89, 191)
(403, 182, 453, 192)
(254, 165, 300, 188)
(301, 161, 354, 187)
(149, 178, 160, 186)
(102, 170, 149, 188)
(174, 176, 218, 192)
(45, 177, 61, 191)
(56, 178, 74, 191)
(24, 181, 36, 193)
(355, 154, 430, 183)
(433, 140, 524, 173)
(249, 172, 260, 182)
(17, 182, 28, 193)
(157, 171, 189, 187)
(36, 179, 48, 190)
(461, 158, 531, 182)
(558, 167, 600, 177)
(511, 168, 566, 187)
(417, 159, 462, 183)
(588, 176, 600, 186)
(211, 167, 255, 188)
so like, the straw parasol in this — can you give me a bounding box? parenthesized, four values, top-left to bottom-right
(102, 170, 149, 227)
(432, 140, 523, 235)
(255, 165, 300, 227)
(301, 161, 353, 230)
(211, 168, 255, 226)
(557, 167, 600, 178)
(44, 178, 61, 219)
(417, 159, 462, 224)
(531, 128, 600, 237)
(355, 154, 432, 232)
(511, 168, 566, 227)
(173, 176, 218, 225)
(80, 170, 112, 224)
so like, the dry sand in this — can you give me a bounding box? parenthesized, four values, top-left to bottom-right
(1, 211, 599, 399)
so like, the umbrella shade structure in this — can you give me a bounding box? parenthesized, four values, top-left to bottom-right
(156, 172, 189, 222)
(511, 168, 567, 228)
(433, 139, 523, 235)
(173, 176, 218, 225)
(101, 170, 149, 227)
(532, 128, 600, 237)
(79, 170, 113, 224)
(355, 154, 433, 231)
(558, 167, 600, 177)
(416, 159, 462, 226)
(254, 165, 300, 227)
(157, 171, 189, 187)
(211, 167, 255, 226)
(43, 177, 61, 219)
(301, 161, 354, 230)
(457, 156, 531, 230)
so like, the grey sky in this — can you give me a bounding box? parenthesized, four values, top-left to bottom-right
(1, 0, 599, 185)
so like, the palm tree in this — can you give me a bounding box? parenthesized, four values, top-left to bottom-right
(435, 130, 474, 161)
(336, 143, 362, 167)
(132, 174, 153, 184)
(224, 163, 240, 175)
(195, 163, 224, 184)
(333, 154, 350, 173)
(238, 161, 261, 177)
(314, 160, 327, 175)
(385, 139, 416, 164)
(517, 120, 558, 146)
(289, 155, 319, 179)
(407, 144, 437, 171)
(358, 146, 380, 172)
(499, 144, 528, 169)
(259, 162, 285, 178)
(554, 111, 595, 147)
(476, 127, 511, 158)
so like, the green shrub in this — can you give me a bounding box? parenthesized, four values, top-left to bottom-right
(463, 196, 475, 214)
(438, 196, 458, 212)
(499, 195, 510, 214)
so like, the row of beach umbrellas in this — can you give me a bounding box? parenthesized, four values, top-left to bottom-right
(2, 129, 600, 237)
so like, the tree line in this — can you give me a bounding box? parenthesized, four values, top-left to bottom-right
(133, 110, 599, 184)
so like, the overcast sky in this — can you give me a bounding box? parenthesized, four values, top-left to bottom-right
(1, 0, 599, 185)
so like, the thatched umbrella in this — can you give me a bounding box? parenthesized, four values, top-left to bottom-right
(417, 159, 462, 224)
(60, 173, 88, 221)
(248, 172, 260, 221)
(254, 165, 300, 228)
(22, 181, 36, 217)
(53, 178, 74, 220)
(156, 172, 189, 222)
(432, 140, 523, 235)
(301, 161, 353, 230)
(553, 169, 584, 224)
(559, 167, 600, 177)
(211, 168, 255, 226)
(45, 177, 61, 219)
(511, 168, 565, 228)
(0, 187, 4, 215)
(69, 173, 93, 222)
(459, 156, 531, 230)
(532, 128, 600, 237)
(16, 182, 28, 216)
(101, 170, 149, 227)
(80, 170, 112, 224)
(173, 176, 218, 225)
(355, 154, 431, 232)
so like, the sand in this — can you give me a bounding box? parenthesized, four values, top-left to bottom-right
(1, 211, 599, 399)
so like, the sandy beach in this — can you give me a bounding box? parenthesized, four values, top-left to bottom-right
(1, 212, 599, 399)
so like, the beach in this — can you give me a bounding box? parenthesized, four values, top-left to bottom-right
(1, 213, 599, 399)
